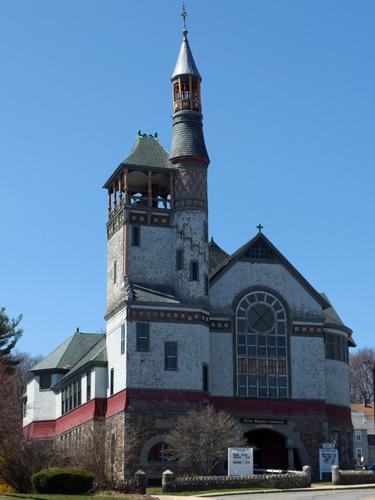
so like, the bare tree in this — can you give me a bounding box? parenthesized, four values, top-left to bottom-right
(168, 405, 245, 475)
(69, 419, 108, 487)
(0, 435, 70, 493)
(350, 348, 375, 403)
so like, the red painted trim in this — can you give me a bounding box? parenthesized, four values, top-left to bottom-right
(170, 155, 209, 166)
(106, 389, 128, 418)
(23, 390, 351, 439)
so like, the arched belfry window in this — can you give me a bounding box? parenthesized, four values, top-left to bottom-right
(236, 291, 288, 399)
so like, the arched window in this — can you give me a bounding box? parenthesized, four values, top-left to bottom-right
(236, 291, 288, 399)
(147, 442, 176, 462)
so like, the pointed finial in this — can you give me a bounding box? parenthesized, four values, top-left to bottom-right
(181, 3, 188, 31)
(256, 223, 264, 233)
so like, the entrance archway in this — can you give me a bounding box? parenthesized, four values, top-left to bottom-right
(245, 429, 288, 470)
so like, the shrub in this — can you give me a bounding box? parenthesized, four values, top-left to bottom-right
(32, 467, 95, 494)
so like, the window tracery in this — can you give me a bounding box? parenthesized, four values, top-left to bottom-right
(236, 291, 288, 399)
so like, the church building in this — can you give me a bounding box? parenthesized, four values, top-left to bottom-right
(23, 21, 355, 479)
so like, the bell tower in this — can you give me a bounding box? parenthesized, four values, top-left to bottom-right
(170, 19, 210, 305)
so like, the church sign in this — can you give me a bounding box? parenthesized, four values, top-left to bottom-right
(228, 447, 253, 476)
(240, 418, 287, 425)
(319, 443, 338, 480)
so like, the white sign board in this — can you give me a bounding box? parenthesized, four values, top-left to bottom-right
(228, 447, 253, 476)
(319, 445, 338, 480)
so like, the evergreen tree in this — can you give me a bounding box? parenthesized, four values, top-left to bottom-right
(0, 307, 22, 369)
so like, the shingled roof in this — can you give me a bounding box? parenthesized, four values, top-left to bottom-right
(31, 332, 104, 372)
(57, 336, 107, 384)
(121, 132, 172, 169)
(209, 237, 229, 274)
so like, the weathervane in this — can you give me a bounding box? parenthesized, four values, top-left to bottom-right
(181, 2, 188, 30)
(257, 223, 264, 233)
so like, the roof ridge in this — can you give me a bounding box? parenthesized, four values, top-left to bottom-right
(31, 334, 75, 371)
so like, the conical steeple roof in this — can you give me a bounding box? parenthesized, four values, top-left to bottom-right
(171, 29, 201, 80)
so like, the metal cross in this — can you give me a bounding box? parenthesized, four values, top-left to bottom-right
(257, 223, 264, 233)
(181, 3, 188, 29)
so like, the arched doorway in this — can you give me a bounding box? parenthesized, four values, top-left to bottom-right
(245, 429, 288, 470)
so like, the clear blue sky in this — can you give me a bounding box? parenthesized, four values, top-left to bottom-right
(1, 1, 374, 357)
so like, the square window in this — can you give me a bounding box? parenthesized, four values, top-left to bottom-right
(238, 375, 247, 386)
(136, 323, 150, 351)
(39, 373, 52, 390)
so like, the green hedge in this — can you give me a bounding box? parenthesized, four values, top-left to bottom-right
(32, 467, 95, 494)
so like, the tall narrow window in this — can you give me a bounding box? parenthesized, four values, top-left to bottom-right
(203, 364, 209, 392)
(132, 225, 140, 246)
(165, 342, 178, 370)
(190, 260, 199, 281)
(176, 249, 184, 271)
(136, 323, 150, 351)
(204, 274, 209, 295)
(86, 370, 91, 401)
(121, 325, 125, 354)
(113, 260, 117, 284)
(110, 368, 114, 396)
(61, 391, 65, 414)
(236, 291, 288, 399)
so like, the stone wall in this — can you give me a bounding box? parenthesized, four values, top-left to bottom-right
(162, 466, 311, 492)
(332, 466, 375, 485)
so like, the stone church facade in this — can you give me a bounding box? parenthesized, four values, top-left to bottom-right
(23, 24, 355, 479)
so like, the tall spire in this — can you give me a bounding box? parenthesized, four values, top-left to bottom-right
(172, 4, 201, 80)
(169, 7, 209, 167)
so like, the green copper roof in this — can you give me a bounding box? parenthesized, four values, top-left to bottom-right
(121, 132, 172, 169)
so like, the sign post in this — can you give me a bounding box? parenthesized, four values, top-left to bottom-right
(319, 443, 338, 481)
(228, 447, 253, 476)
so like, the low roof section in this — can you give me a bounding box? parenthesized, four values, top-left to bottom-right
(31, 332, 105, 374)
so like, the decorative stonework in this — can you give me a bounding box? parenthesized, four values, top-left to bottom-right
(129, 307, 209, 325)
(209, 319, 232, 332)
(293, 325, 323, 334)
(174, 168, 207, 209)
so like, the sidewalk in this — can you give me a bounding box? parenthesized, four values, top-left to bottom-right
(153, 482, 375, 500)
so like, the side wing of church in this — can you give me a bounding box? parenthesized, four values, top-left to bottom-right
(23, 23, 355, 479)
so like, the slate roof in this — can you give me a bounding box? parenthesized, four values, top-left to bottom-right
(31, 332, 104, 372)
(58, 335, 107, 383)
(209, 238, 229, 274)
(321, 293, 344, 325)
(172, 29, 201, 80)
(130, 282, 180, 304)
(121, 133, 172, 169)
